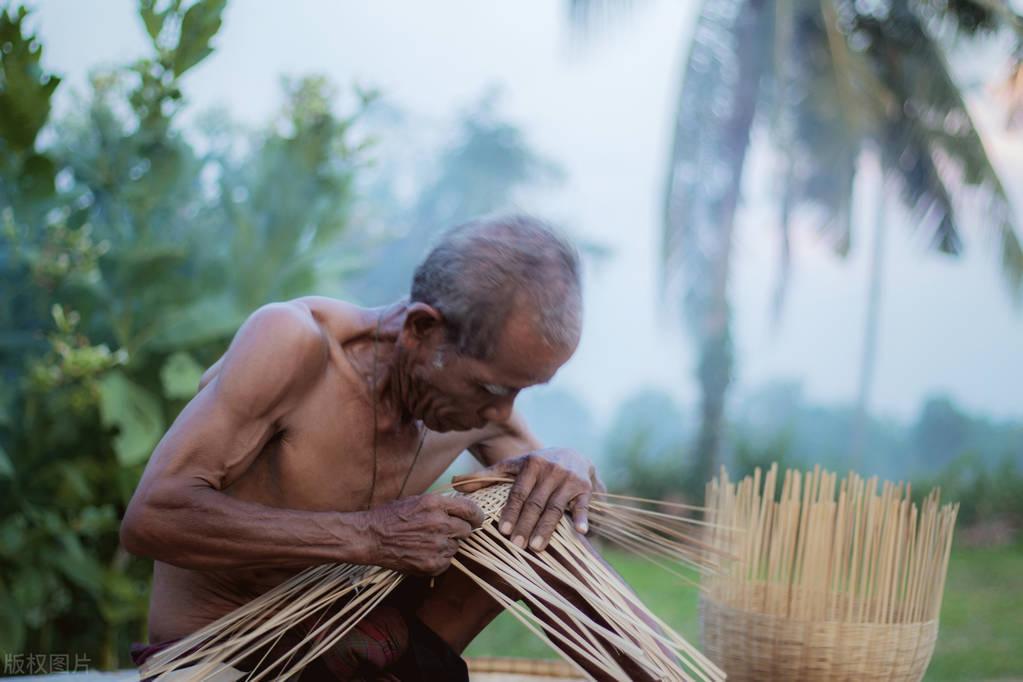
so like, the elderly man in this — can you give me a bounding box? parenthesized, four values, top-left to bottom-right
(121, 215, 607, 680)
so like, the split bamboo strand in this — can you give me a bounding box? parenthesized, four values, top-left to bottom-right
(142, 482, 726, 681)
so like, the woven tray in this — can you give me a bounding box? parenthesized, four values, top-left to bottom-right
(700, 595, 938, 682)
(468, 657, 584, 680)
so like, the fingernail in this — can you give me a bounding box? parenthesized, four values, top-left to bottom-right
(578, 521, 588, 534)
(500, 522, 512, 535)
(512, 535, 525, 548)
(530, 536, 544, 551)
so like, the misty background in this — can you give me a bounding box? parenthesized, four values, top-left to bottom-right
(2, 0, 1022, 677)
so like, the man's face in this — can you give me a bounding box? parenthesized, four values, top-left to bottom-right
(403, 307, 577, 432)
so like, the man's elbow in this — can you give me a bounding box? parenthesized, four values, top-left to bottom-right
(121, 484, 180, 559)
(120, 502, 157, 558)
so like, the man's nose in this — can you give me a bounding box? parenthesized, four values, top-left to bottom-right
(480, 396, 515, 424)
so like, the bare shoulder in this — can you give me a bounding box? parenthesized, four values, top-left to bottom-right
(293, 295, 372, 342)
(212, 301, 331, 418)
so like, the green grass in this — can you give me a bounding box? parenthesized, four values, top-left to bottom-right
(925, 542, 1023, 681)
(464, 544, 1023, 681)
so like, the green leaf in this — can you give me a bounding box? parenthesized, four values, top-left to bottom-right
(160, 351, 204, 399)
(145, 294, 245, 351)
(0, 590, 26, 654)
(11, 564, 47, 615)
(172, 0, 227, 77)
(138, 0, 166, 43)
(0, 7, 61, 153)
(0, 517, 26, 558)
(99, 570, 148, 624)
(98, 370, 164, 466)
(0, 443, 12, 479)
(20, 152, 56, 200)
(53, 530, 105, 597)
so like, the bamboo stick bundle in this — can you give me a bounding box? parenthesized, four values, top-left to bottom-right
(142, 482, 728, 681)
(700, 463, 958, 681)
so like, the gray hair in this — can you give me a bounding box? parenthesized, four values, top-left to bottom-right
(410, 214, 583, 359)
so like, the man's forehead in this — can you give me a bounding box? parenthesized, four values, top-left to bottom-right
(481, 310, 575, 387)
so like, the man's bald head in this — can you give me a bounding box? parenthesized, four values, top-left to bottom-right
(410, 214, 583, 360)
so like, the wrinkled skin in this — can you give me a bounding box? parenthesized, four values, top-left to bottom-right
(120, 295, 609, 670)
(366, 494, 482, 576)
(453, 448, 605, 551)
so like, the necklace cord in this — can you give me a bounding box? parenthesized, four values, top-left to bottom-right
(368, 311, 428, 510)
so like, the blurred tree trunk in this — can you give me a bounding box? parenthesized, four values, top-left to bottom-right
(851, 169, 888, 466)
(690, 0, 765, 490)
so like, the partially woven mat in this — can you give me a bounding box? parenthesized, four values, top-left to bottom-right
(142, 482, 725, 681)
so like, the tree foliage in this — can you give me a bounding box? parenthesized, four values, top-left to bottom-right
(0, 1, 371, 665)
(654, 0, 1023, 482)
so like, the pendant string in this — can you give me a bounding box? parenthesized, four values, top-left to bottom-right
(368, 311, 428, 510)
(368, 314, 381, 511)
(397, 429, 427, 500)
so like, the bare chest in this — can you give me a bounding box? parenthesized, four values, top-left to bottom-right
(223, 369, 462, 513)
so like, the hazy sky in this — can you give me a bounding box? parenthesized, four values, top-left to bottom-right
(29, 0, 1023, 425)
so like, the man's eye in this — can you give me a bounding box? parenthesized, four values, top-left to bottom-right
(480, 383, 510, 397)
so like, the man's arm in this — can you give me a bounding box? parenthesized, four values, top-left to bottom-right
(453, 411, 604, 552)
(121, 302, 481, 574)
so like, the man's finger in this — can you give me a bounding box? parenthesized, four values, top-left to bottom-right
(450, 460, 520, 492)
(571, 490, 592, 535)
(498, 462, 540, 540)
(441, 496, 485, 527)
(510, 475, 561, 550)
(529, 488, 576, 551)
(446, 518, 473, 539)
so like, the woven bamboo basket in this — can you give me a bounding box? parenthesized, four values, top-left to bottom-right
(699, 464, 956, 682)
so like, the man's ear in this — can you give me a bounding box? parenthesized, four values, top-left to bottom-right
(403, 302, 445, 345)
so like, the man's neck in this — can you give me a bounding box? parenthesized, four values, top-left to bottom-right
(367, 300, 417, 432)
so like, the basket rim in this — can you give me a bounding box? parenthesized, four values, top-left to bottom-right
(699, 593, 940, 629)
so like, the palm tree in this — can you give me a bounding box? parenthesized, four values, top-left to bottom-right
(575, 0, 1023, 483)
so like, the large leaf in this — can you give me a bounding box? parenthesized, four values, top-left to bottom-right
(160, 351, 204, 399)
(172, 0, 227, 76)
(98, 370, 164, 466)
(53, 530, 106, 597)
(138, 0, 169, 44)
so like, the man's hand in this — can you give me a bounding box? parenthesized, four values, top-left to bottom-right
(366, 495, 484, 576)
(451, 448, 605, 552)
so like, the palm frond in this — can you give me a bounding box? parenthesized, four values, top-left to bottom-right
(565, 0, 647, 44)
(858, 4, 1023, 297)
